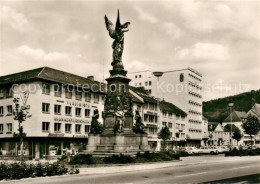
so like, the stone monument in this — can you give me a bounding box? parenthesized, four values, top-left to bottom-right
(86, 10, 149, 154)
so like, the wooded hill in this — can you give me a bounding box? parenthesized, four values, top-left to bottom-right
(203, 89, 260, 122)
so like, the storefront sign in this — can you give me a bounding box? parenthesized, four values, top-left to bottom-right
(54, 117, 89, 123)
(66, 100, 90, 108)
(49, 133, 64, 137)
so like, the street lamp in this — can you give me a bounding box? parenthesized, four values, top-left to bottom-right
(228, 103, 234, 149)
(153, 71, 164, 150)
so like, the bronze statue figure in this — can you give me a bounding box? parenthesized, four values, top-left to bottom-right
(105, 10, 130, 70)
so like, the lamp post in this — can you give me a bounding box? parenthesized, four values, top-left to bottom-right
(153, 71, 163, 150)
(228, 103, 234, 149)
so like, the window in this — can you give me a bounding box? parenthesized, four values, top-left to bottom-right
(94, 94, 99, 103)
(85, 92, 91, 102)
(75, 90, 82, 100)
(6, 87, 13, 98)
(7, 123, 12, 133)
(0, 124, 3, 134)
(135, 75, 137, 78)
(144, 114, 148, 122)
(139, 75, 142, 78)
(42, 103, 50, 113)
(0, 89, 4, 98)
(148, 89, 152, 94)
(54, 105, 61, 114)
(85, 125, 90, 133)
(176, 116, 180, 120)
(181, 116, 185, 121)
(0, 106, 4, 116)
(42, 122, 50, 132)
(85, 109, 90, 117)
(75, 108, 81, 117)
(180, 73, 184, 82)
(163, 122, 167, 127)
(176, 123, 180, 129)
(139, 83, 142, 86)
(42, 83, 50, 95)
(169, 113, 172, 119)
(75, 124, 81, 133)
(7, 105, 12, 115)
(54, 123, 61, 132)
(65, 106, 72, 116)
(65, 124, 72, 133)
(169, 122, 173, 128)
(145, 81, 148, 86)
(163, 112, 167, 117)
(101, 96, 105, 105)
(149, 81, 152, 86)
(54, 84, 62, 97)
(65, 88, 73, 99)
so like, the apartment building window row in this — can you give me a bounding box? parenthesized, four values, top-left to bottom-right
(189, 100, 202, 107)
(189, 119, 202, 124)
(162, 122, 167, 127)
(0, 106, 4, 116)
(188, 91, 202, 98)
(144, 114, 158, 123)
(135, 74, 142, 78)
(42, 122, 89, 134)
(0, 123, 12, 134)
(144, 102, 157, 111)
(0, 106, 13, 117)
(189, 128, 202, 133)
(188, 109, 202, 115)
(188, 73, 202, 82)
(0, 87, 13, 99)
(41, 83, 103, 104)
(145, 81, 152, 86)
(188, 81, 202, 90)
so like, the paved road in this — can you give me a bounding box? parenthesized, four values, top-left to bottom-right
(2, 156, 260, 184)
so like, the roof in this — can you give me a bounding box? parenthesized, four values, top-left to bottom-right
(248, 103, 260, 118)
(0, 67, 106, 94)
(129, 86, 158, 103)
(208, 122, 219, 131)
(223, 110, 247, 122)
(160, 100, 187, 117)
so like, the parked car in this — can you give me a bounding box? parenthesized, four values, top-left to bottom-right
(218, 146, 229, 153)
(200, 146, 219, 154)
(185, 147, 202, 155)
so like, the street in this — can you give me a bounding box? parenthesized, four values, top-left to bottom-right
(2, 155, 260, 184)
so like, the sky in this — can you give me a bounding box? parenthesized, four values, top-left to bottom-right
(0, 0, 259, 101)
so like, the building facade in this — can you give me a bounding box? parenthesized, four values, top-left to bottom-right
(208, 122, 230, 146)
(129, 68, 203, 145)
(0, 67, 105, 159)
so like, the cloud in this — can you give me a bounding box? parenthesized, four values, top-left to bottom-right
(162, 22, 183, 39)
(66, 32, 89, 43)
(134, 7, 158, 24)
(18, 45, 69, 61)
(0, 6, 31, 32)
(175, 42, 230, 61)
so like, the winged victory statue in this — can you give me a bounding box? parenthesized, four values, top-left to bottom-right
(105, 10, 130, 70)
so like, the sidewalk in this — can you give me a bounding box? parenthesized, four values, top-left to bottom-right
(78, 155, 260, 175)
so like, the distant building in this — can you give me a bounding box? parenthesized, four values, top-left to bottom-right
(223, 110, 252, 145)
(129, 68, 203, 146)
(201, 116, 209, 146)
(208, 122, 230, 146)
(247, 103, 260, 120)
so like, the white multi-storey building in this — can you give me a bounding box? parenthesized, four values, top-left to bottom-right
(0, 67, 105, 159)
(129, 68, 203, 146)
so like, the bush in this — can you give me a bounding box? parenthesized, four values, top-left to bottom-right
(0, 162, 69, 181)
(225, 148, 260, 157)
(69, 154, 95, 165)
(135, 151, 180, 162)
(103, 154, 135, 164)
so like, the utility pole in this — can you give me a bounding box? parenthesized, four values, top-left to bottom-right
(13, 92, 31, 162)
(228, 103, 234, 150)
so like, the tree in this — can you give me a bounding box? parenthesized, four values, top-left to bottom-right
(242, 114, 260, 145)
(158, 126, 171, 151)
(232, 128, 243, 145)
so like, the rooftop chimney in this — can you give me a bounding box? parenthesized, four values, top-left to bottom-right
(87, 76, 94, 81)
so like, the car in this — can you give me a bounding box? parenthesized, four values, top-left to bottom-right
(185, 147, 202, 155)
(218, 146, 229, 153)
(200, 146, 219, 154)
